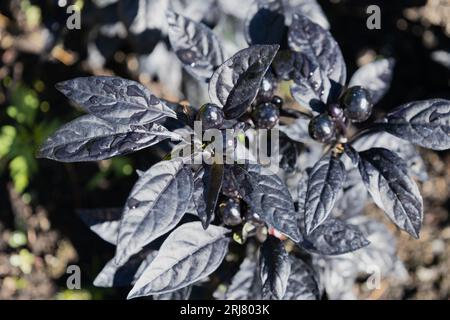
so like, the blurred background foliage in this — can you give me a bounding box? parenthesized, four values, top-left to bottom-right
(0, 0, 449, 299)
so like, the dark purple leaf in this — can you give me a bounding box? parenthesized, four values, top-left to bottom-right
(119, 0, 166, 32)
(380, 99, 450, 151)
(288, 13, 346, 105)
(278, 134, 302, 173)
(56, 76, 176, 125)
(115, 158, 193, 265)
(343, 144, 360, 167)
(290, 54, 331, 111)
(357, 148, 423, 238)
(288, 13, 345, 84)
(37, 115, 179, 162)
(296, 170, 308, 237)
(209, 45, 279, 119)
(302, 218, 370, 255)
(351, 130, 428, 181)
(167, 11, 224, 81)
(234, 164, 302, 242)
(279, 117, 315, 144)
(118, 0, 165, 53)
(259, 236, 291, 300)
(349, 216, 407, 278)
(128, 222, 230, 298)
(289, 0, 329, 29)
(192, 163, 224, 229)
(304, 154, 346, 235)
(245, 0, 329, 46)
(283, 256, 320, 300)
(169, 0, 216, 23)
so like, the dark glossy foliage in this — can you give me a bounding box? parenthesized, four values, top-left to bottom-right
(288, 14, 346, 108)
(56, 76, 176, 125)
(302, 218, 370, 255)
(209, 45, 279, 119)
(259, 236, 291, 300)
(234, 164, 301, 242)
(192, 163, 224, 229)
(381, 99, 450, 150)
(37, 0, 450, 300)
(115, 158, 194, 265)
(37, 115, 179, 162)
(283, 256, 320, 300)
(356, 148, 423, 238)
(303, 154, 346, 235)
(167, 11, 224, 81)
(277, 10, 450, 246)
(288, 14, 346, 86)
(128, 222, 230, 298)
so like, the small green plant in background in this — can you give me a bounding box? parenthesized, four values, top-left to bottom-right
(0, 76, 135, 195)
(0, 78, 59, 193)
(87, 157, 135, 191)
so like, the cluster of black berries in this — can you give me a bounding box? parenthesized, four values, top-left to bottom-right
(309, 86, 373, 143)
(197, 80, 284, 131)
(250, 75, 283, 129)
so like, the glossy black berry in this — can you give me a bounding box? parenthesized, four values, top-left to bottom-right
(308, 113, 336, 143)
(271, 95, 283, 108)
(196, 103, 224, 130)
(252, 102, 280, 129)
(342, 86, 373, 122)
(221, 199, 242, 226)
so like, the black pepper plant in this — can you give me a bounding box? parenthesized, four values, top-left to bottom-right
(38, 40, 314, 299)
(37, 0, 450, 300)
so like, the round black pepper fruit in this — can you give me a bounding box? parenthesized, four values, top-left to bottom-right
(252, 102, 280, 129)
(221, 199, 242, 226)
(196, 103, 224, 130)
(308, 113, 336, 143)
(341, 86, 373, 122)
(271, 95, 283, 108)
